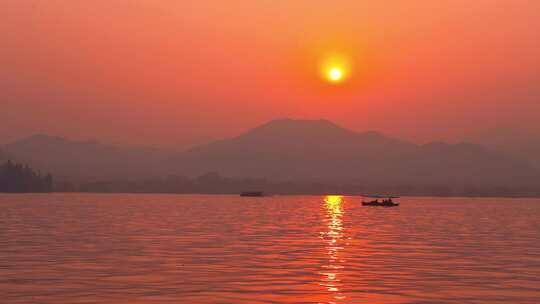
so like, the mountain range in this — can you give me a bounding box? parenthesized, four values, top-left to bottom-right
(1, 134, 172, 181)
(468, 129, 540, 169)
(2, 119, 539, 189)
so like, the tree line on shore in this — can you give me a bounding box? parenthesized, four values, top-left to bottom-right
(0, 160, 53, 193)
(1, 162, 539, 197)
(54, 171, 540, 198)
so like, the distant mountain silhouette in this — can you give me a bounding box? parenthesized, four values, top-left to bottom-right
(168, 119, 539, 187)
(2, 121, 539, 189)
(3, 134, 172, 181)
(469, 129, 540, 169)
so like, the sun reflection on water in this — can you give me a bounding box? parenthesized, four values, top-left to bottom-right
(320, 195, 347, 303)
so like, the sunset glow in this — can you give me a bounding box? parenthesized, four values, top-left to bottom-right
(1, 2, 540, 303)
(321, 55, 350, 84)
(327, 67, 345, 83)
(1, 2, 539, 147)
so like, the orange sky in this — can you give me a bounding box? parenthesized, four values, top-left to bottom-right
(1, 0, 539, 148)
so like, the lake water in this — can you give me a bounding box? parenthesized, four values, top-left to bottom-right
(0, 194, 539, 303)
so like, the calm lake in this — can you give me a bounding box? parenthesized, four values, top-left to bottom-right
(1, 194, 539, 303)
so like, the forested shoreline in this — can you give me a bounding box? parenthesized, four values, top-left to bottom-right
(1, 161, 539, 197)
(0, 160, 53, 193)
(54, 172, 540, 198)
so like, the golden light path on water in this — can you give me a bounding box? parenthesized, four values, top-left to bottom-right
(320, 195, 349, 303)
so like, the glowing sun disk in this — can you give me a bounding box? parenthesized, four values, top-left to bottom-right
(320, 54, 351, 83)
(328, 68, 343, 82)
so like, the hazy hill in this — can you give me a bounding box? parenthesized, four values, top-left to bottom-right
(2, 121, 539, 189)
(168, 119, 539, 187)
(469, 129, 540, 169)
(3, 134, 172, 181)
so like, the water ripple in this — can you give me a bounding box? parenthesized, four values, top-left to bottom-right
(0, 194, 539, 303)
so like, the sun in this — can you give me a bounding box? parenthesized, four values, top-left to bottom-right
(321, 55, 350, 84)
(327, 67, 344, 82)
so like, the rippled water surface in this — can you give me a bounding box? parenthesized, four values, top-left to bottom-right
(1, 194, 539, 303)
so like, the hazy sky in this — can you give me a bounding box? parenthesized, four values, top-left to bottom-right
(1, 0, 539, 148)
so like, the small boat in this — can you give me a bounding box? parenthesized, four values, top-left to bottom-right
(240, 191, 264, 197)
(361, 195, 400, 207)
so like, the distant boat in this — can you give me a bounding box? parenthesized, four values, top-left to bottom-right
(361, 195, 400, 207)
(240, 191, 265, 197)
